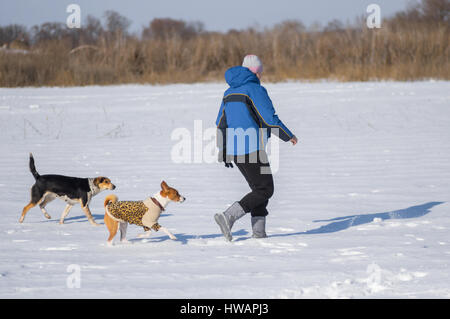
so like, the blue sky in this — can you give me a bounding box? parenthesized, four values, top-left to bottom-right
(0, 0, 412, 32)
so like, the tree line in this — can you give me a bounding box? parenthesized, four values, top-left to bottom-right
(0, 0, 448, 87)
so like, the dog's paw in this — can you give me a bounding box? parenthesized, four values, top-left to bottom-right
(138, 231, 151, 238)
(120, 239, 131, 244)
(170, 235, 177, 240)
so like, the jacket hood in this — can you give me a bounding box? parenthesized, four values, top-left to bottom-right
(225, 66, 260, 88)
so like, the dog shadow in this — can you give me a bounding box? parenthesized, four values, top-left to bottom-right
(269, 201, 444, 238)
(60, 214, 105, 224)
(37, 213, 106, 224)
(130, 229, 249, 245)
(45, 213, 173, 225)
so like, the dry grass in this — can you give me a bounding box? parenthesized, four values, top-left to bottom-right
(0, 8, 448, 87)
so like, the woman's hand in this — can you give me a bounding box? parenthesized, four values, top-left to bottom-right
(290, 135, 298, 145)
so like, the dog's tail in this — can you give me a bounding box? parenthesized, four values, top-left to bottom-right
(104, 194, 118, 207)
(29, 153, 40, 180)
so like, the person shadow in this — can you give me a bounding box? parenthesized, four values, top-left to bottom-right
(270, 201, 444, 238)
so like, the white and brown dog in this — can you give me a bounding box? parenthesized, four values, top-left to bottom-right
(103, 181, 185, 245)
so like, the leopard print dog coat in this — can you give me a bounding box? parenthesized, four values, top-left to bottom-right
(106, 197, 162, 232)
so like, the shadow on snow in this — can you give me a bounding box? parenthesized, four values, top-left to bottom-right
(36, 202, 444, 243)
(270, 201, 444, 238)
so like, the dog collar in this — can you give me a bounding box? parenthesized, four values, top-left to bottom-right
(151, 197, 165, 211)
(88, 178, 100, 195)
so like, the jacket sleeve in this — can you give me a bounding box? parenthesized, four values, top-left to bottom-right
(250, 86, 294, 142)
(216, 101, 229, 163)
(216, 101, 225, 127)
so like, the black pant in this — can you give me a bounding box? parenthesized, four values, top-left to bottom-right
(234, 152, 274, 217)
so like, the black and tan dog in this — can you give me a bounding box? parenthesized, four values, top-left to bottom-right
(19, 153, 116, 226)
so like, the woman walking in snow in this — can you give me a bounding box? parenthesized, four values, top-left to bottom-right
(214, 55, 297, 241)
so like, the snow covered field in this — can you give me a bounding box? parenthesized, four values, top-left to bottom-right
(0, 81, 449, 299)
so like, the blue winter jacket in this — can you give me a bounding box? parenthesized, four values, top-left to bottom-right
(216, 66, 293, 157)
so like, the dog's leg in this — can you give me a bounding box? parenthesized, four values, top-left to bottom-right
(19, 202, 36, 223)
(19, 185, 44, 223)
(104, 212, 118, 245)
(119, 222, 129, 243)
(39, 193, 55, 220)
(159, 226, 177, 240)
(81, 204, 100, 226)
(59, 204, 73, 224)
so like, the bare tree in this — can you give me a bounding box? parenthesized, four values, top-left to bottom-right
(104, 10, 131, 35)
(81, 15, 104, 44)
(0, 24, 29, 47)
(142, 18, 204, 40)
(421, 0, 450, 23)
(324, 19, 345, 32)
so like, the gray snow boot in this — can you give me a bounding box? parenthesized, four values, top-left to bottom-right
(251, 216, 267, 238)
(214, 202, 246, 241)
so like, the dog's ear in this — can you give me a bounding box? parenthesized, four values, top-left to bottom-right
(93, 177, 106, 187)
(93, 177, 101, 186)
(161, 181, 169, 191)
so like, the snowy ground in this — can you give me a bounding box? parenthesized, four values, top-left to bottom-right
(0, 81, 449, 299)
